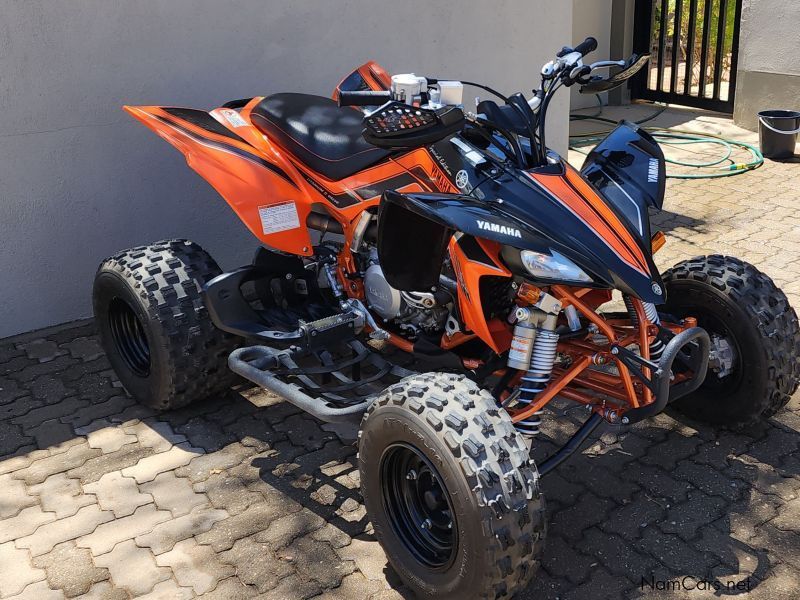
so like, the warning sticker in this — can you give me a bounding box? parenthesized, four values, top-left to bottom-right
(220, 109, 248, 128)
(258, 202, 300, 234)
(508, 335, 533, 365)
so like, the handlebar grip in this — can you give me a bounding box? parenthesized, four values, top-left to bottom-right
(574, 37, 598, 57)
(337, 90, 392, 107)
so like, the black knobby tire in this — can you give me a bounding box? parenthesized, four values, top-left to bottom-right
(93, 239, 237, 410)
(359, 373, 545, 599)
(662, 255, 800, 428)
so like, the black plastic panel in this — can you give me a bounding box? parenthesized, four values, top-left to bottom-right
(162, 107, 246, 143)
(580, 121, 666, 240)
(377, 198, 452, 291)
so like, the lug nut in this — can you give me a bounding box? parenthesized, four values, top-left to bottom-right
(406, 469, 417, 481)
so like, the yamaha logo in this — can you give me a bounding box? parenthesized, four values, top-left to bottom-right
(651, 282, 662, 295)
(647, 158, 659, 183)
(476, 220, 522, 238)
(455, 170, 470, 190)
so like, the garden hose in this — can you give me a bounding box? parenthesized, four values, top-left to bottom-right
(569, 106, 764, 179)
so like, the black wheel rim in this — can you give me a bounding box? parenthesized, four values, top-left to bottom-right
(108, 297, 151, 377)
(379, 442, 457, 570)
(688, 309, 743, 394)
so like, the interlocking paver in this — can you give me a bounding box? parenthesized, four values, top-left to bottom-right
(659, 491, 728, 540)
(0, 115, 798, 598)
(284, 535, 356, 588)
(135, 579, 194, 600)
(29, 473, 95, 519)
(0, 421, 32, 456)
(126, 419, 188, 453)
(16, 504, 114, 556)
(85, 424, 137, 454)
(193, 471, 265, 516)
(135, 506, 229, 555)
(17, 339, 65, 363)
(196, 503, 296, 552)
(76, 503, 171, 555)
(31, 541, 110, 598)
(61, 337, 103, 362)
(198, 576, 258, 599)
(0, 472, 37, 517)
(254, 508, 326, 550)
(82, 471, 153, 517)
(334, 536, 389, 584)
(140, 471, 210, 517)
(0, 541, 47, 597)
(66, 395, 136, 429)
(320, 572, 384, 599)
(93, 539, 171, 596)
(11, 580, 66, 600)
(13, 443, 102, 485)
(258, 574, 323, 600)
(218, 535, 294, 593)
(70, 581, 127, 600)
(121, 442, 203, 483)
(174, 441, 254, 483)
(0, 449, 48, 476)
(0, 505, 56, 543)
(156, 538, 235, 594)
(67, 443, 155, 484)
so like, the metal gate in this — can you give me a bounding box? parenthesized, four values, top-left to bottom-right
(631, 0, 742, 113)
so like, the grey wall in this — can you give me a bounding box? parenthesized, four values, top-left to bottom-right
(571, 0, 613, 110)
(733, 0, 800, 129)
(0, 1, 572, 338)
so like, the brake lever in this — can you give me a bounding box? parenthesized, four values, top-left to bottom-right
(588, 59, 628, 71)
(563, 65, 591, 87)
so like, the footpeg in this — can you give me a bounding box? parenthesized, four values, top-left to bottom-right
(299, 312, 358, 350)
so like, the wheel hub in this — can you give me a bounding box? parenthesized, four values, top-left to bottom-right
(380, 443, 457, 569)
(708, 333, 737, 379)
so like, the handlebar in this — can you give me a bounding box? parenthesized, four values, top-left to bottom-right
(574, 36, 598, 57)
(556, 36, 598, 59)
(337, 90, 392, 107)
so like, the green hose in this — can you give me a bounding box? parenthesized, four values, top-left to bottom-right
(568, 108, 764, 179)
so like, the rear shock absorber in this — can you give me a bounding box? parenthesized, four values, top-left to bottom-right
(507, 293, 562, 436)
(624, 296, 665, 361)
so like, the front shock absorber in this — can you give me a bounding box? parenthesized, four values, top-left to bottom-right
(624, 296, 665, 361)
(507, 293, 562, 436)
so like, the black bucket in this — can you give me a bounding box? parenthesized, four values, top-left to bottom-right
(758, 110, 800, 159)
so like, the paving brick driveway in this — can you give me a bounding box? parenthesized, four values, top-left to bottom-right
(1, 110, 799, 599)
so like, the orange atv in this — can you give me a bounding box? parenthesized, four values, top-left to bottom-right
(93, 38, 799, 599)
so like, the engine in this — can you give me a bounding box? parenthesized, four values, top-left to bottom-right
(363, 262, 450, 338)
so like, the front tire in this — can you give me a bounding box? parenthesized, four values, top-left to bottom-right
(93, 239, 237, 410)
(662, 255, 800, 429)
(359, 373, 545, 599)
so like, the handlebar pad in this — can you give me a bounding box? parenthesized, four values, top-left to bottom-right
(337, 90, 392, 107)
(574, 37, 598, 57)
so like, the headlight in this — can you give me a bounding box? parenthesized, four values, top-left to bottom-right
(520, 249, 592, 283)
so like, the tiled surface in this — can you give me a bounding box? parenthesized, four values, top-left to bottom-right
(0, 109, 798, 598)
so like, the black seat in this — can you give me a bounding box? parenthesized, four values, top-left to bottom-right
(251, 93, 391, 181)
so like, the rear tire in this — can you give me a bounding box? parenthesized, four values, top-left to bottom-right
(662, 255, 800, 429)
(358, 373, 545, 599)
(93, 239, 237, 410)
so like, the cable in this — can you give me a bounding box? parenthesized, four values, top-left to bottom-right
(450, 79, 510, 103)
(568, 106, 763, 179)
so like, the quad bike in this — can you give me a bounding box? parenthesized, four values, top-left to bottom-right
(94, 37, 799, 599)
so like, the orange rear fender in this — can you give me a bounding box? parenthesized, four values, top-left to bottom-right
(124, 104, 314, 255)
